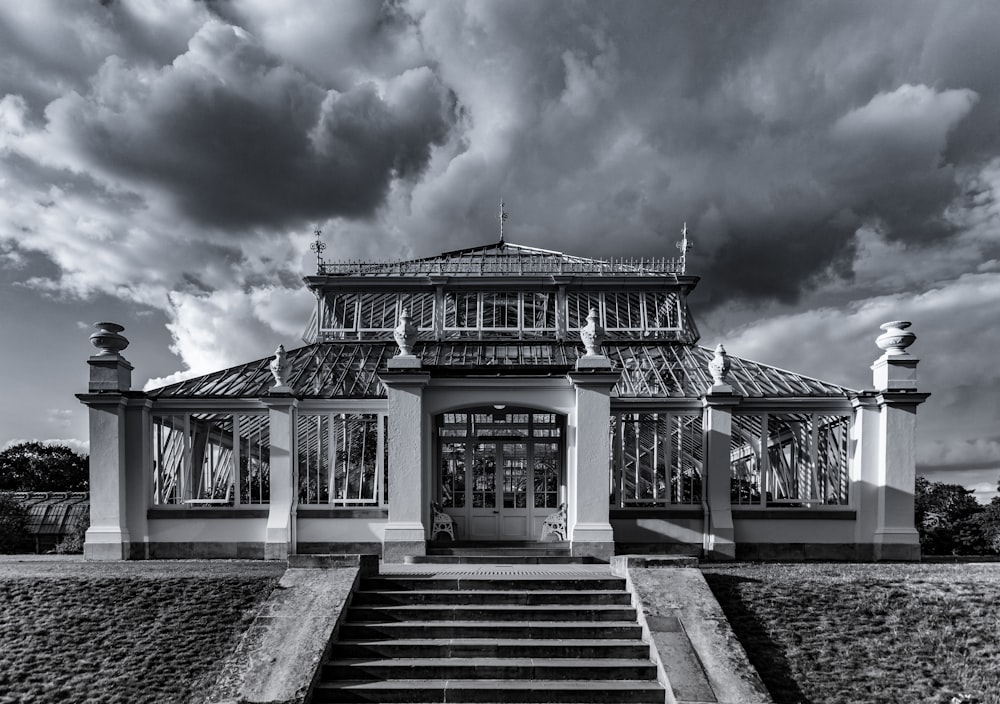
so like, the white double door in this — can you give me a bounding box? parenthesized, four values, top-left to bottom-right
(468, 440, 532, 540)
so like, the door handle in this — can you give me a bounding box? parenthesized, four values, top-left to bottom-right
(493, 510, 499, 514)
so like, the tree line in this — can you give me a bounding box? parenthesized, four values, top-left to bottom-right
(915, 476, 1000, 556)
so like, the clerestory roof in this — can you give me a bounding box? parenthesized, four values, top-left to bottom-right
(315, 240, 687, 278)
(146, 341, 855, 400)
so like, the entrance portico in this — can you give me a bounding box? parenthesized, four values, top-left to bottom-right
(380, 365, 619, 562)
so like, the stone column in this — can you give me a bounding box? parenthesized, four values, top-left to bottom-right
(702, 344, 740, 560)
(379, 352, 430, 563)
(567, 350, 621, 561)
(261, 393, 298, 560)
(870, 321, 929, 561)
(78, 323, 136, 560)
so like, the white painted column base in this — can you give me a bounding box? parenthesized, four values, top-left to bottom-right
(265, 515, 292, 561)
(83, 527, 131, 560)
(382, 522, 428, 563)
(570, 522, 615, 561)
(873, 528, 921, 561)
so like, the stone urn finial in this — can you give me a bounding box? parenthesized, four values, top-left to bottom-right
(875, 321, 916, 357)
(90, 322, 129, 356)
(580, 308, 605, 356)
(393, 309, 418, 356)
(270, 345, 290, 388)
(708, 344, 731, 386)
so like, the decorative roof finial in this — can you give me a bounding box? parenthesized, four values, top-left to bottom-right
(310, 228, 327, 273)
(269, 344, 291, 391)
(498, 199, 508, 245)
(676, 222, 693, 275)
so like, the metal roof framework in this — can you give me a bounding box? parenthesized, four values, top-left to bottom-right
(148, 342, 856, 400)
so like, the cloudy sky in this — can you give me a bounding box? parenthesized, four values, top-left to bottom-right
(1, 1, 999, 500)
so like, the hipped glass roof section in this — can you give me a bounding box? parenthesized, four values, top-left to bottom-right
(147, 342, 855, 400)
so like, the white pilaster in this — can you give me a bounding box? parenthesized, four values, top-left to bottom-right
(379, 369, 431, 562)
(82, 395, 131, 560)
(869, 321, 929, 561)
(567, 362, 620, 561)
(262, 394, 298, 561)
(703, 388, 740, 560)
(851, 393, 880, 558)
(80, 329, 138, 561)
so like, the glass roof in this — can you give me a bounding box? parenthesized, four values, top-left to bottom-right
(147, 342, 855, 400)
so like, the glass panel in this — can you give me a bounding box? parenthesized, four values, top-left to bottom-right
(152, 414, 186, 505)
(502, 443, 528, 508)
(533, 442, 560, 508)
(238, 414, 270, 504)
(731, 414, 764, 505)
(321, 293, 357, 333)
(399, 292, 434, 330)
(481, 291, 520, 330)
(644, 291, 680, 330)
(566, 292, 602, 331)
(816, 414, 849, 505)
(297, 414, 331, 504)
(611, 412, 702, 507)
(333, 414, 379, 505)
(604, 291, 643, 330)
(671, 413, 703, 504)
(764, 413, 849, 505)
(440, 442, 466, 508)
(472, 443, 496, 508)
(445, 292, 478, 329)
(191, 413, 235, 505)
(523, 292, 554, 330)
(357, 292, 398, 331)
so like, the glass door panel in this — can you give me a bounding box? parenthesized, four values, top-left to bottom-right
(503, 443, 528, 508)
(471, 443, 497, 508)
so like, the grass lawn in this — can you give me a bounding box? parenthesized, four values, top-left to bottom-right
(0, 560, 280, 704)
(702, 562, 1000, 704)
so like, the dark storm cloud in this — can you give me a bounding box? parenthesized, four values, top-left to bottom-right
(38, 19, 452, 229)
(396, 0, 996, 308)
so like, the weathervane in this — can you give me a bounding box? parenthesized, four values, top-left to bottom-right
(498, 199, 509, 244)
(676, 222, 693, 274)
(310, 228, 327, 272)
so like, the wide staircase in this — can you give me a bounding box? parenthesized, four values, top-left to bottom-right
(310, 568, 665, 703)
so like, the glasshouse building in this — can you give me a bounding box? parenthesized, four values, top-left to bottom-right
(78, 233, 928, 562)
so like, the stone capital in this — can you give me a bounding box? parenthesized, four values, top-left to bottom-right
(565, 370, 621, 390)
(701, 389, 741, 408)
(378, 371, 431, 390)
(875, 391, 930, 409)
(260, 394, 300, 409)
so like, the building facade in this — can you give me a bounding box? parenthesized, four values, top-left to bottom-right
(78, 238, 928, 561)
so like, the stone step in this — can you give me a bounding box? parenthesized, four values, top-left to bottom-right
(352, 589, 632, 606)
(328, 638, 651, 660)
(360, 576, 625, 592)
(338, 620, 644, 641)
(310, 678, 665, 703)
(404, 554, 595, 564)
(425, 546, 572, 556)
(347, 604, 637, 622)
(426, 540, 570, 549)
(324, 657, 658, 681)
